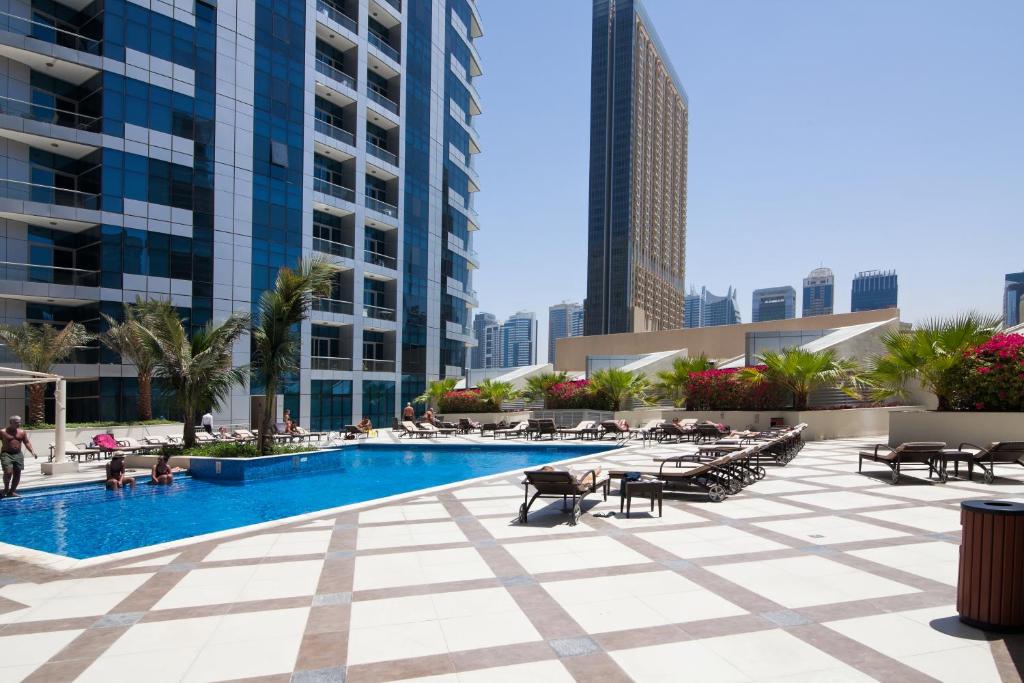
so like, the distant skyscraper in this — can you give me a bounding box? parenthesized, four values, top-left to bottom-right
(684, 287, 740, 328)
(501, 311, 538, 367)
(752, 286, 796, 322)
(585, 0, 688, 335)
(548, 302, 584, 363)
(472, 313, 501, 370)
(803, 268, 835, 317)
(851, 270, 898, 312)
(1006, 271, 1024, 327)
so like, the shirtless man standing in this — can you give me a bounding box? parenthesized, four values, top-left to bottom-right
(2, 416, 37, 499)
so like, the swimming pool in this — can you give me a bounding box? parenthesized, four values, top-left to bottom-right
(0, 443, 616, 560)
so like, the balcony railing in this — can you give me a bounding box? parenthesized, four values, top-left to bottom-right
(363, 304, 396, 321)
(364, 249, 397, 270)
(314, 117, 355, 147)
(0, 178, 100, 210)
(0, 261, 99, 287)
(0, 10, 101, 54)
(367, 88, 399, 115)
(316, 0, 357, 33)
(314, 177, 355, 203)
(312, 355, 353, 371)
(315, 59, 357, 91)
(379, 0, 401, 13)
(0, 95, 101, 132)
(366, 141, 398, 166)
(312, 297, 354, 315)
(362, 358, 395, 372)
(368, 32, 400, 63)
(312, 236, 355, 259)
(364, 195, 398, 218)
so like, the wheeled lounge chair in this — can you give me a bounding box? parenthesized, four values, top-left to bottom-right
(494, 421, 528, 439)
(598, 420, 631, 441)
(519, 467, 610, 525)
(949, 442, 1024, 483)
(557, 420, 594, 439)
(859, 441, 947, 484)
(402, 421, 435, 438)
(527, 419, 559, 440)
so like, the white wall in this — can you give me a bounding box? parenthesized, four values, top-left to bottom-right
(888, 410, 1024, 447)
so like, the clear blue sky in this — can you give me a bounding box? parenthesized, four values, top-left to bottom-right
(471, 0, 1023, 362)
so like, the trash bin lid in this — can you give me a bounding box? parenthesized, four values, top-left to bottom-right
(960, 500, 1024, 516)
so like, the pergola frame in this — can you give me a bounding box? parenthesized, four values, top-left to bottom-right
(0, 367, 70, 473)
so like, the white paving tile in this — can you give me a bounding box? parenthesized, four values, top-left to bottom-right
(847, 541, 960, 586)
(359, 503, 451, 524)
(785, 490, 896, 510)
(542, 570, 745, 633)
(347, 587, 541, 665)
(863, 484, 977, 502)
(451, 484, 524, 500)
(502, 536, 650, 575)
(610, 629, 873, 682)
(638, 525, 788, 559)
(587, 498, 709, 527)
(707, 555, 918, 608)
(746, 479, 823, 494)
(356, 520, 468, 550)
(754, 515, 909, 545)
(0, 629, 84, 682)
(353, 547, 494, 590)
(203, 530, 333, 562)
(153, 560, 322, 610)
(703, 497, 811, 519)
(401, 661, 575, 682)
(859, 504, 962, 533)
(0, 574, 154, 624)
(824, 606, 1000, 682)
(801, 474, 880, 488)
(120, 553, 181, 569)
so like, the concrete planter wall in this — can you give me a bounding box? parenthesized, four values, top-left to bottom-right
(615, 406, 907, 442)
(888, 410, 1024, 447)
(530, 410, 614, 427)
(437, 411, 531, 426)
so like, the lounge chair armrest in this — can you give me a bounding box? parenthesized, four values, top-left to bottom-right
(958, 442, 985, 453)
(873, 444, 894, 456)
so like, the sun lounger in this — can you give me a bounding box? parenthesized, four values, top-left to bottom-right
(598, 420, 631, 441)
(458, 418, 481, 434)
(402, 420, 435, 438)
(494, 421, 528, 439)
(693, 422, 730, 443)
(231, 429, 257, 443)
(630, 420, 663, 440)
(527, 419, 558, 440)
(859, 441, 947, 484)
(947, 442, 1024, 483)
(608, 453, 742, 502)
(556, 420, 594, 440)
(519, 466, 610, 525)
(418, 422, 454, 437)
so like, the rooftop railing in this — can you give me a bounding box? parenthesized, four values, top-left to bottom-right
(314, 177, 355, 203)
(366, 140, 398, 166)
(0, 178, 100, 210)
(0, 10, 101, 54)
(363, 304, 396, 321)
(364, 248, 397, 270)
(312, 236, 355, 259)
(367, 88, 399, 115)
(314, 117, 355, 147)
(315, 58, 357, 91)
(0, 260, 99, 287)
(312, 297, 354, 315)
(312, 355, 353, 371)
(364, 195, 398, 218)
(368, 31, 400, 63)
(0, 94, 101, 131)
(315, 0, 357, 33)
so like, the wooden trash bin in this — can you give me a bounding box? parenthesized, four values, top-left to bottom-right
(957, 500, 1024, 632)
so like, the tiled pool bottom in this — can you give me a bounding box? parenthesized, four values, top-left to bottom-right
(0, 443, 618, 559)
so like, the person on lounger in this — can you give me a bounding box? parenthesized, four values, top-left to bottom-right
(105, 455, 135, 490)
(356, 417, 372, 433)
(151, 454, 174, 485)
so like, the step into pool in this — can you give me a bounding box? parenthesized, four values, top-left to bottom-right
(0, 443, 617, 560)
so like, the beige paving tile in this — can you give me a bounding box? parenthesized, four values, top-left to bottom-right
(401, 660, 575, 682)
(356, 520, 468, 550)
(785, 490, 896, 510)
(754, 515, 909, 546)
(359, 502, 452, 524)
(153, 560, 322, 610)
(638, 525, 789, 559)
(203, 530, 333, 562)
(502, 536, 650, 575)
(353, 547, 494, 590)
(0, 629, 84, 682)
(847, 541, 959, 586)
(859, 505, 962, 533)
(0, 573, 154, 624)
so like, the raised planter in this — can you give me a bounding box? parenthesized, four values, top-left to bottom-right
(888, 410, 1024, 447)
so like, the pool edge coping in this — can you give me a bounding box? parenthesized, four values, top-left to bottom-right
(0, 442, 638, 573)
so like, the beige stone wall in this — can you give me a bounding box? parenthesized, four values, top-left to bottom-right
(555, 309, 900, 371)
(888, 410, 1024, 447)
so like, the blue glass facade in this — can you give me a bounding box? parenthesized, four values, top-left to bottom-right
(851, 270, 898, 312)
(1006, 272, 1024, 327)
(752, 286, 796, 322)
(802, 268, 835, 317)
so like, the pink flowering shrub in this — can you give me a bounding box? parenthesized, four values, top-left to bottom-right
(950, 334, 1024, 411)
(685, 366, 786, 410)
(546, 380, 615, 410)
(438, 389, 498, 413)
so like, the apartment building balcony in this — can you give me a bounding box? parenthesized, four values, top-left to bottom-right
(363, 303, 396, 323)
(0, 177, 99, 211)
(315, 57, 358, 99)
(369, 0, 401, 25)
(314, 178, 356, 205)
(466, 0, 484, 38)
(449, 55, 482, 116)
(445, 276, 478, 306)
(360, 358, 394, 372)
(445, 319, 477, 346)
(0, 260, 98, 287)
(312, 236, 354, 260)
(312, 297, 354, 316)
(448, 144, 480, 193)
(447, 189, 479, 231)
(364, 248, 397, 271)
(311, 355, 353, 372)
(366, 139, 398, 168)
(0, 9, 104, 81)
(446, 233, 479, 269)
(450, 10, 481, 77)
(368, 30, 400, 65)
(366, 85, 400, 120)
(0, 260, 100, 306)
(361, 328, 396, 372)
(363, 195, 396, 220)
(449, 100, 480, 154)
(315, 0, 358, 37)
(0, 93, 102, 147)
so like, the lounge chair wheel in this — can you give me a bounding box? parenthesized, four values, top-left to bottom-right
(518, 503, 528, 524)
(754, 466, 766, 480)
(727, 480, 741, 495)
(891, 470, 899, 484)
(570, 502, 582, 526)
(984, 471, 994, 484)
(708, 485, 726, 502)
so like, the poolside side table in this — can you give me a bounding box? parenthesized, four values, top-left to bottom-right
(620, 479, 664, 518)
(939, 448, 978, 481)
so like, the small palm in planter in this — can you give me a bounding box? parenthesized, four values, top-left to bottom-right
(740, 348, 861, 410)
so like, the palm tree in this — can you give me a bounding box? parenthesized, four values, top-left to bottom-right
(252, 257, 339, 454)
(521, 371, 571, 408)
(740, 347, 861, 410)
(588, 368, 651, 411)
(415, 378, 459, 411)
(654, 354, 713, 407)
(0, 322, 91, 424)
(99, 298, 174, 421)
(141, 306, 250, 448)
(476, 379, 520, 410)
(864, 312, 1000, 409)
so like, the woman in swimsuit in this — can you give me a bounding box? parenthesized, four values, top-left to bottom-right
(105, 455, 135, 490)
(151, 454, 174, 485)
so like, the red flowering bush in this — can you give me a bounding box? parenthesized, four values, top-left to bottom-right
(685, 366, 786, 410)
(950, 334, 1024, 411)
(546, 380, 615, 410)
(438, 389, 498, 413)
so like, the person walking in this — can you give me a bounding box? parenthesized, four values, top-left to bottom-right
(201, 410, 213, 434)
(402, 402, 415, 420)
(2, 416, 37, 499)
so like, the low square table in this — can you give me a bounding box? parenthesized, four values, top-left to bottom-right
(620, 479, 665, 518)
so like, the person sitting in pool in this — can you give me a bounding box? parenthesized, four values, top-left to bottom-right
(356, 417, 372, 433)
(151, 454, 174, 485)
(105, 455, 135, 490)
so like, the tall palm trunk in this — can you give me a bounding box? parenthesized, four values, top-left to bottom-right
(259, 378, 277, 455)
(138, 373, 153, 421)
(27, 384, 45, 425)
(182, 407, 197, 448)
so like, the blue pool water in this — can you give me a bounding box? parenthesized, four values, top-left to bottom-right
(0, 443, 615, 559)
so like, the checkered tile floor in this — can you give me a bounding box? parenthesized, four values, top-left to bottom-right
(1, 436, 1023, 682)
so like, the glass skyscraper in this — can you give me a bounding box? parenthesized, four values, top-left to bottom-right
(851, 270, 898, 312)
(500, 311, 537, 368)
(802, 267, 835, 317)
(1006, 271, 1024, 327)
(684, 286, 740, 328)
(548, 301, 583, 364)
(471, 311, 500, 369)
(585, 0, 688, 336)
(0, 0, 483, 430)
(752, 286, 796, 322)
